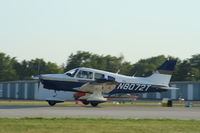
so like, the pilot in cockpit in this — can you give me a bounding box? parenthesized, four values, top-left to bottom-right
(82, 71, 88, 79)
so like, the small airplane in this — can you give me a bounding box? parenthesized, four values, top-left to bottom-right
(33, 60, 178, 107)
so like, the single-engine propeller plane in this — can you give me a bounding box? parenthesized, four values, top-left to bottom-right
(33, 60, 178, 107)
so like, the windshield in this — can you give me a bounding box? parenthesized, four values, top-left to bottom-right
(65, 69, 78, 77)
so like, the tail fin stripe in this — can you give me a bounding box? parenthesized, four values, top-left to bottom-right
(157, 60, 177, 75)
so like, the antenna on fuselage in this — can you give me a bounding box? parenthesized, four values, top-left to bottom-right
(116, 69, 120, 74)
(132, 72, 137, 77)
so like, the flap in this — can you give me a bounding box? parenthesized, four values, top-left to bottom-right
(76, 79, 118, 93)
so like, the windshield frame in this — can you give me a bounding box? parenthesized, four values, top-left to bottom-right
(65, 69, 79, 77)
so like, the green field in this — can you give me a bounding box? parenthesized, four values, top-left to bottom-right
(0, 100, 159, 106)
(0, 118, 200, 133)
(0, 100, 199, 107)
(0, 101, 200, 133)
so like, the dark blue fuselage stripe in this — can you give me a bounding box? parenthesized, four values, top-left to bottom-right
(41, 79, 86, 91)
(41, 79, 167, 94)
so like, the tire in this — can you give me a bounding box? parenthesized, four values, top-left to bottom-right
(90, 102, 99, 107)
(48, 101, 56, 106)
(82, 101, 89, 105)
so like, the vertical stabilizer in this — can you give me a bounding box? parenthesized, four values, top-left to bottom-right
(157, 60, 177, 75)
(146, 60, 177, 85)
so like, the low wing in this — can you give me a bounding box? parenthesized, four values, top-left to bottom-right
(75, 78, 118, 93)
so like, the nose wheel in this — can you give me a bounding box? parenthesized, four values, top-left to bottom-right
(47, 100, 64, 106)
(47, 101, 57, 106)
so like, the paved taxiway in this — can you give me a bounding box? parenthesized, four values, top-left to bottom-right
(0, 105, 200, 120)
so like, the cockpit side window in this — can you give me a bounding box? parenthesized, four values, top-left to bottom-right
(95, 73, 105, 79)
(76, 70, 93, 79)
(65, 69, 78, 77)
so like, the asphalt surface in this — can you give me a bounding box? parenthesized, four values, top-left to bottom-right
(0, 105, 200, 120)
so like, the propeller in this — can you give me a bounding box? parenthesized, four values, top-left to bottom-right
(32, 75, 41, 89)
(32, 62, 42, 90)
(37, 62, 41, 90)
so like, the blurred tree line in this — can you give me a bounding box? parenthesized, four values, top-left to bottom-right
(0, 51, 200, 82)
(0, 52, 63, 81)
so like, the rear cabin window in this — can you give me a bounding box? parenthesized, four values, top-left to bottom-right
(95, 73, 105, 79)
(76, 70, 93, 79)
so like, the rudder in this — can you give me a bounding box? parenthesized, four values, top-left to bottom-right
(146, 60, 177, 86)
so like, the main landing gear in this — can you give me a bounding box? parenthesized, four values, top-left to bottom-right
(82, 101, 90, 105)
(80, 100, 104, 107)
(90, 102, 99, 107)
(47, 100, 101, 107)
(47, 100, 64, 106)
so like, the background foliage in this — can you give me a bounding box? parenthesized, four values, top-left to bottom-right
(0, 51, 200, 81)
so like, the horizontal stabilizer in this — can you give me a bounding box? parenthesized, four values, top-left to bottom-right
(160, 87, 179, 90)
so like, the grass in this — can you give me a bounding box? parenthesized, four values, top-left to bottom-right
(0, 100, 199, 107)
(0, 100, 155, 106)
(0, 101, 200, 133)
(0, 100, 67, 106)
(0, 118, 200, 133)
